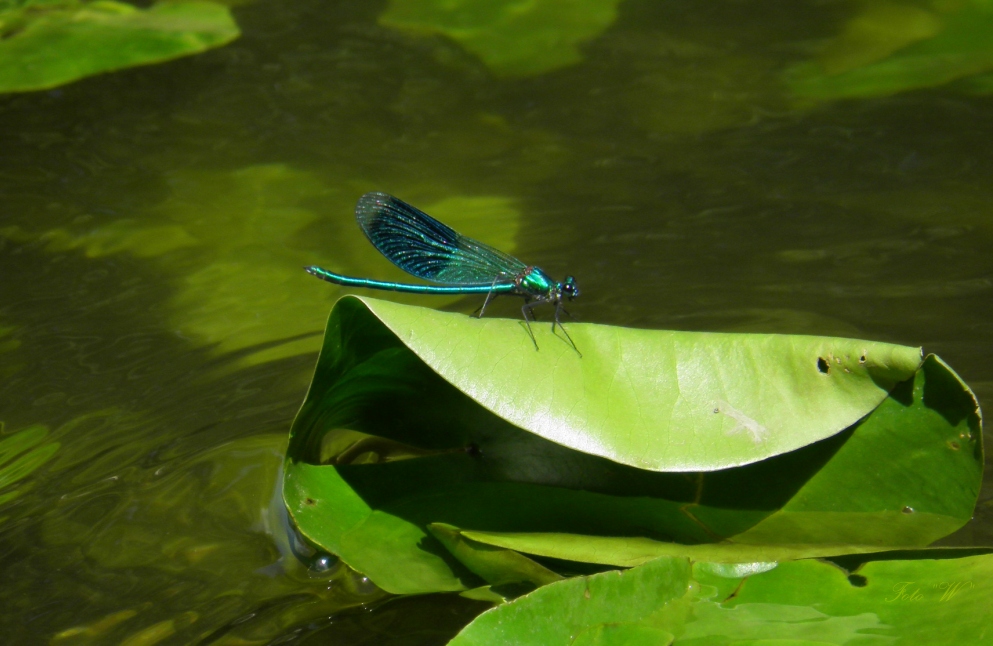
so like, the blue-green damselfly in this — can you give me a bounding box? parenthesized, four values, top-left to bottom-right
(306, 192, 581, 354)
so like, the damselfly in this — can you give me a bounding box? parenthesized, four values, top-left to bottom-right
(305, 192, 581, 354)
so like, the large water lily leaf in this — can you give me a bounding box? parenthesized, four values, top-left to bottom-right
(283, 297, 981, 594)
(310, 296, 922, 472)
(0, 0, 240, 94)
(447, 552, 993, 645)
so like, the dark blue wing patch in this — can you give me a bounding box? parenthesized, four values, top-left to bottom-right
(355, 192, 527, 286)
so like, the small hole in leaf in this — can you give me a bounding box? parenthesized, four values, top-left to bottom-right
(902, 506, 914, 514)
(817, 358, 830, 374)
(859, 355, 866, 364)
(848, 574, 867, 587)
(305, 498, 316, 506)
(948, 440, 960, 451)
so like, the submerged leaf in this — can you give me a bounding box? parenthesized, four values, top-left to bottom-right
(787, 0, 993, 101)
(159, 175, 521, 364)
(379, 0, 621, 77)
(816, 2, 943, 76)
(0, 423, 59, 513)
(0, 0, 240, 94)
(2, 166, 524, 367)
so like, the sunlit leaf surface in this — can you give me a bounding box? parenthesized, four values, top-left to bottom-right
(304, 296, 923, 472)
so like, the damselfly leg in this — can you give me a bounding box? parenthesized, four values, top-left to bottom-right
(474, 278, 503, 318)
(521, 299, 581, 356)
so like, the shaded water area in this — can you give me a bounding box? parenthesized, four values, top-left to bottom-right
(1, 0, 992, 643)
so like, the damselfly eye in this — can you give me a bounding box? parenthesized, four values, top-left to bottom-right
(563, 276, 579, 299)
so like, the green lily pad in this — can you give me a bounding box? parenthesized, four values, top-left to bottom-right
(282, 297, 981, 594)
(448, 552, 993, 645)
(0, 0, 239, 94)
(379, 0, 621, 77)
(450, 556, 689, 646)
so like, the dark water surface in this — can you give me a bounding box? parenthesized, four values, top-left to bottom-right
(1, 0, 991, 643)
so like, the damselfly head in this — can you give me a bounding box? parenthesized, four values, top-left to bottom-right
(561, 275, 580, 300)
